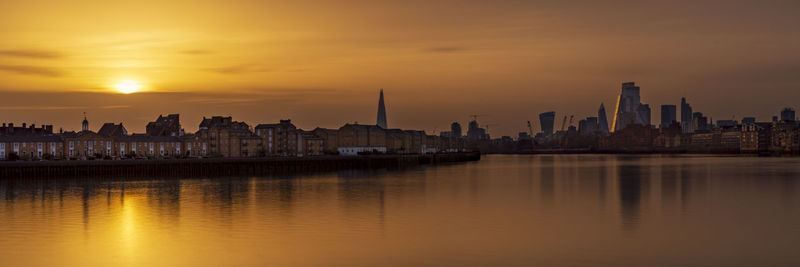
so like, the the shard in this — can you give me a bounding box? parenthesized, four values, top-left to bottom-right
(377, 89, 388, 129)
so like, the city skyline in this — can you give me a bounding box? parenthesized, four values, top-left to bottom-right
(2, 83, 797, 138)
(2, 1, 800, 137)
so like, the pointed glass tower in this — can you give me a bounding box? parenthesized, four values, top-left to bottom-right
(597, 103, 609, 134)
(377, 89, 387, 128)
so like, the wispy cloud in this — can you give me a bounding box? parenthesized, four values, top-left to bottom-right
(0, 105, 129, 111)
(425, 46, 468, 53)
(0, 49, 63, 59)
(0, 65, 63, 77)
(206, 64, 273, 74)
(179, 49, 214, 55)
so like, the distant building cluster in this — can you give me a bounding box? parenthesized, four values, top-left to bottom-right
(486, 82, 800, 155)
(0, 90, 467, 161)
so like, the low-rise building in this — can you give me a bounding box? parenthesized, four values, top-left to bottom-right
(337, 124, 387, 155)
(255, 120, 297, 156)
(741, 123, 772, 154)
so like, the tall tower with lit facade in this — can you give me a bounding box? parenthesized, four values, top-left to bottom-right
(611, 82, 649, 132)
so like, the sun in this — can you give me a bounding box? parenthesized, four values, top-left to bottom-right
(114, 80, 143, 94)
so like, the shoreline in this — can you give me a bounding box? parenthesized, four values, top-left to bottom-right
(0, 152, 481, 179)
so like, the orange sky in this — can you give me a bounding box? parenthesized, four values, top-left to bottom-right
(1, 0, 799, 136)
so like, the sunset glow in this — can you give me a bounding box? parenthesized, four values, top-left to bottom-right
(114, 80, 142, 94)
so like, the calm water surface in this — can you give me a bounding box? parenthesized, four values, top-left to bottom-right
(1, 155, 799, 266)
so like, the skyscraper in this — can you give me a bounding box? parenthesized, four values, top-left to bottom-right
(597, 103, 609, 134)
(451, 122, 462, 138)
(376, 89, 387, 129)
(539, 111, 555, 136)
(578, 117, 598, 135)
(611, 82, 649, 132)
(693, 112, 708, 131)
(660, 105, 677, 129)
(780, 108, 795, 122)
(680, 97, 694, 133)
(638, 104, 651, 126)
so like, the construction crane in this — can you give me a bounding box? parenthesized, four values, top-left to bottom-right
(560, 116, 568, 131)
(468, 114, 488, 121)
(527, 121, 534, 136)
(484, 124, 499, 137)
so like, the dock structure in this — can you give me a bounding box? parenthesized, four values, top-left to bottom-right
(0, 152, 480, 179)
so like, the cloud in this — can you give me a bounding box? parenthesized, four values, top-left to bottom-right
(0, 65, 63, 77)
(206, 64, 273, 74)
(179, 49, 214, 55)
(0, 49, 63, 59)
(0, 105, 129, 111)
(425, 46, 468, 53)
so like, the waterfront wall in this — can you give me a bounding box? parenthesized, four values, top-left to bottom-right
(0, 152, 480, 179)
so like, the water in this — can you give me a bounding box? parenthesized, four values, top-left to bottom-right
(1, 154, 799, 266)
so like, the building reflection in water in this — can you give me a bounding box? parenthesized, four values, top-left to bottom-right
(539, 155, 555, 205)
(617, 159, 646, 230)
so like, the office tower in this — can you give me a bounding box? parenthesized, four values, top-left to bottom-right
(578, 117, 598, 135)
(451, 122, 462, 138)
(597, 103, 610, 134)
(680, 97, 694, 133)
(741, 117, 756, 125)
(660, 105, 677, 129)
(780, 108, 795, 122)
(693, 112, 708, 131)
(377, 89, 387, 128)
(611, 82, 649, 132)
(539, 111, 556, 136)
(638, 104, 651, 126)
(467, 120, 488, 140)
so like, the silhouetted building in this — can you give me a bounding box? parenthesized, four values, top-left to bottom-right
(597, 103, 610, 134)
(741, 122, 772, 154)
(716, 120, 737, 129)
(377, 89, 387, 129)
(681, 97, 694, 133)
(198, 116, 262, 157)
(780, 108, 795, 122)
(771, 122, 799, 153)
(337, 123, 387, 155)
(654, 121, 683, 149)
(98, 123, 127, 137)
(693, 112, 709, 132)
(0, 123, 53, 136)
(146, 114, 182, 136)
(612, 82, 649, 131)
(660, 105, 677, 129)
(255, 120, 298, 156)
(599, 123, 657, 151)
(451, 122, 462, 138)
(539, 111, 555, 136)
(741, 117, 756, 125)
(466, 120, 488, 140)
(578, 117, 598, 135)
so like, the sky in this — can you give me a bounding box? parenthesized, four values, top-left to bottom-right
(1, 0, 799, 137)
